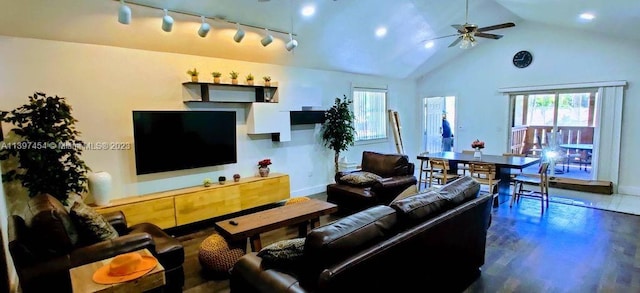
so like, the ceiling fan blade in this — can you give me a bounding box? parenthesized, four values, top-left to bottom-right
(425, 33, 460, 42)
(448, 36, 463, 48)
(451, 24, 466, 33)
(475, 32, 503, 39)
(477, 22, 515, 32)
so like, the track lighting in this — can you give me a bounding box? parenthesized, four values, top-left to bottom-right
(285, 33, 298, 51)
(197, 16, 210, 38)
(118, 0, 131, 25)
(233, 23, 245, 43)
(261, 29, 274, 47)
(161, 9, 173, 32)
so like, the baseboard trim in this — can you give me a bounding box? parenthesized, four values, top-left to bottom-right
(291, 184, 327, 197)
(618, 186, 640, 196)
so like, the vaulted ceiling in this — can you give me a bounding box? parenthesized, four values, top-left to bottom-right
(0, 0, 638, 79)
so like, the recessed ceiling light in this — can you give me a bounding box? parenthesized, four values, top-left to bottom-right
(301, 5, 315, 17)
(424, 41, 435, 49)
(579, 13, 595, 20)
(375, 27, 387, 38)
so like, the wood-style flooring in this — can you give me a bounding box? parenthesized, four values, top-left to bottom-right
(173, 194, 640, 293)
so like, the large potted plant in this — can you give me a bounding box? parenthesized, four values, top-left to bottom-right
(0, 92, 90, 203)
(320, 95, 356, 173)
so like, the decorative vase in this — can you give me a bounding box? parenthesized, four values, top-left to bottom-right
(88, 171, 112, 206)
(233, 174, 241, 182)
(247, 80, 254, 86)
(474, 149, 482, 159)
(191, 76, 198, 82)
(218, 176, 226, 185)
(232, 78, 238, 85)
(213, 77, 220, 84)
(258, 166, 270, 177)
(264, 81, 271, 87)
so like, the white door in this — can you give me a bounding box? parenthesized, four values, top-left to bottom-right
(422, 97, 445, 153)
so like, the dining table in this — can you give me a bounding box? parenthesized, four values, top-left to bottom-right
(417, 151, 541, 207)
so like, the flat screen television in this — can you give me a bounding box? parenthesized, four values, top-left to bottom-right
(132, 110, 237, 175)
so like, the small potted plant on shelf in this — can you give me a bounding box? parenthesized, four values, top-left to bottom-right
(187, 68, 199, 82)
(246, 73, 254, 86)
(212, 72, 221, 84)
(203, 178, 213, 187)
(263, 76, 271, 87)
(229, 71, 239, 84)
(218, 176, 226, 185)
(258, 159, 272, 177)
(233, 173, 241, 182)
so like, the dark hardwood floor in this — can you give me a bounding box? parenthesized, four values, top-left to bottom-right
(174, 194, 640, 293)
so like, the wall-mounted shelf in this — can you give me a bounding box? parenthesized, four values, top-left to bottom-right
(182, 82, 278, 103)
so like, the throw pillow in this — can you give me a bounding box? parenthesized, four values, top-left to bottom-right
(257, 238, 305, 270)
(389, 190, 448, 225)
(339, 171, 382, 186)
(70, 201, 119, 245)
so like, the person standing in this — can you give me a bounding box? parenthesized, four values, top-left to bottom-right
(442, 113, 453, 151)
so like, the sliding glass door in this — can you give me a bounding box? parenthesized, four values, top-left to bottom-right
(510, 90, 599, 179)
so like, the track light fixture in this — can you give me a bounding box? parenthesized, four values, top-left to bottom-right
(197, 16, 211, 38)
(233, 23, 245, 43)
(261, 29, 274, 47)
(285, 33, 298, 51)
(161, 9, 173, 32)
(118, 0, 131, 25)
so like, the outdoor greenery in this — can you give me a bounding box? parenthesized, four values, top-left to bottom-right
(320, 95, 356, 173)
(0, 92, 90, 203)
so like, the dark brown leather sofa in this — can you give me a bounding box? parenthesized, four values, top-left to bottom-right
(7, 194, 185, 293)
(230, 176, 492, 292)
(326, 151, 417, 213)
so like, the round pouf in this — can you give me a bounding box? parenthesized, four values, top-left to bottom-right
(285, 197, 310, 205)
(198, 234, 245, 275)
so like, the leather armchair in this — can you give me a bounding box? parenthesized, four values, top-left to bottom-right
(327, 151, 417, 213)
(8, 194, 184, 293)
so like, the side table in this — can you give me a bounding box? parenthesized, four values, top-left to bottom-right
(69, 249, 165, 293)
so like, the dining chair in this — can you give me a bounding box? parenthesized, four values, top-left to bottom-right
(417, 152, 431, 191)
(428, 159, 460, 187)
(510, 162, 550, 213)
(458, 150, 476, 176)
(468, 162, 501, 195)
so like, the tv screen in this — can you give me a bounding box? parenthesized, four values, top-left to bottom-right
(132, 110, 237, 175)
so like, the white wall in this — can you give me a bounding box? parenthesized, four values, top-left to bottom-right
(416, 21, 640, 195)
(0, 36, 416, 210)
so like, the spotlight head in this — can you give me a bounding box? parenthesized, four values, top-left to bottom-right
(260, 29, 273, 47)
(162, 9, 173, 32)
(285, 34, 298, 51)
(233, 23, 245, 43)
(118, 1, 131, 25)
(198, 16, 210, 38)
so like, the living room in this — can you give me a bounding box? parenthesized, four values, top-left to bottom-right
(1, 0, 639, 292)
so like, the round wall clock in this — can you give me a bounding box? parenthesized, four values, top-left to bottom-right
(512, 50, 533, 68)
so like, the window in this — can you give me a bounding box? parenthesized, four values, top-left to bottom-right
(352, 88, 387, 142)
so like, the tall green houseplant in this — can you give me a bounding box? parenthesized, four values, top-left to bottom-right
(321, 95, 356, 173)
(0, 92, 90, 203)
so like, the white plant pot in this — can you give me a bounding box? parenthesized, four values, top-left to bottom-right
(88, 171, 112, 206)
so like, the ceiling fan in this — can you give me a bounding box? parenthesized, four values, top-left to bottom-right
(428, 0, 515, 49)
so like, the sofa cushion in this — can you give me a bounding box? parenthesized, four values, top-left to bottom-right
(389, 190, 448, 225)
(390, 184, 419, 203)
(257, 238, 305, 270)
(23, 193, 79, 257)
(437, 176, 481, 206)
(338, 171, 382, 186)
(361, 151, 411, 177)
(302, 205, 397, 285)
(69, 201, 119, 245)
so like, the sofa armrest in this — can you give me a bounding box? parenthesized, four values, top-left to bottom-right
(102, 211, 128, 235)
(231, 253, 306, 293)
(372, 175, 417, 191)
(69, 233, 156, 267)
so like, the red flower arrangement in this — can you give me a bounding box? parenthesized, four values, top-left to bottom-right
(471, 139, 485, 150)
(258, 159, 272, 168)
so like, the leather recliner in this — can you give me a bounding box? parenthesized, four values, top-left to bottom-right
(7, 193, 185, 293)
(327, 151, 417, 213)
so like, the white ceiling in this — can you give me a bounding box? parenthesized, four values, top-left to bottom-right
(0, 0, 638, 79)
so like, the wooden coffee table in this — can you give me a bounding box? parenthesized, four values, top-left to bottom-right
(215, 199, 338, 251)
(69, 248, 165, 293)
